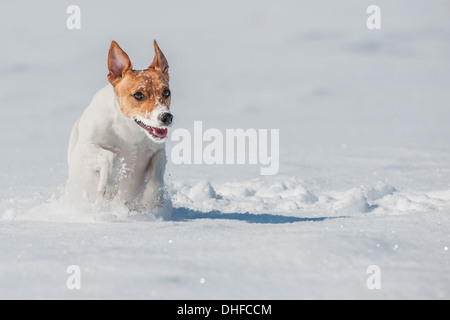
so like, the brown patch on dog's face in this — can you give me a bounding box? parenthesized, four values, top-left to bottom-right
(114, 69, 171, 119)
(107, 40, 171, 121)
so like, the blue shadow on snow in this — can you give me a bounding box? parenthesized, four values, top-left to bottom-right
(170, 207, 346, 224)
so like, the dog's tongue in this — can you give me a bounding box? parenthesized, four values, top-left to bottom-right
(152, 127, 168, 138)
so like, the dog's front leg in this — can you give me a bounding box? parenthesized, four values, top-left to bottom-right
(141, 149, 167, 209)
(83, 143, 117, 204)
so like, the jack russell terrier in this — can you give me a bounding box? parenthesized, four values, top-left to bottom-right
(66, 40, 173, 211)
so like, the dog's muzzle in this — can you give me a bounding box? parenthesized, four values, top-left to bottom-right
(158, 112, 173, 126)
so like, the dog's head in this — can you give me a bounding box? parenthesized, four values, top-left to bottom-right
(107, 40, 172, 143)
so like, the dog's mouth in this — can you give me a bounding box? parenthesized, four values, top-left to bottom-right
(135, 119, 168, 139)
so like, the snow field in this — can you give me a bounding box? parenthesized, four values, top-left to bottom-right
(0, 0, 449, 299)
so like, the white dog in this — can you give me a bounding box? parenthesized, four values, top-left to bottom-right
(66, 40, 173, 211)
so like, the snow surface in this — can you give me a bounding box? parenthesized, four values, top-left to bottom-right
(1, 0, 450, 299)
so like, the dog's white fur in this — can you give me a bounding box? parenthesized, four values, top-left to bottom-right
(66, 84, 167, 210)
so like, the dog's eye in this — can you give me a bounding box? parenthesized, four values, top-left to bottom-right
(133, 92, 145, 101)
(162, 89, 171, 99)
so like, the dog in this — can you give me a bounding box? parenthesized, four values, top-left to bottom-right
(66, 40, 173, 211)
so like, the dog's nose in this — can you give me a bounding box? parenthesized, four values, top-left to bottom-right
(158, 112, 173, 126)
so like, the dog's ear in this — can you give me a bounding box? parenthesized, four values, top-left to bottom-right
(149, 40, 169, 76)
(107, 41, 132, 84)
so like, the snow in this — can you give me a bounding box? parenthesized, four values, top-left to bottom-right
(1, 0, 450, 299)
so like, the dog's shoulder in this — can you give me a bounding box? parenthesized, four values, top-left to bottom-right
(88, 84, 116, 113)
(76, 84, 118, 142)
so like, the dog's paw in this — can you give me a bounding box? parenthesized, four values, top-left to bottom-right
(94, 197, 105, 209)
(96, 184, 117, 205)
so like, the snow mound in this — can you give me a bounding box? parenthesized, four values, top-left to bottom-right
(188, 180, 219, 202)
(332, 188, 372, 213)
(170, 178, 318, 214)
(363, 181, 397, 202)
(375, 189, 450, 214)
(170, 179, 450, 218)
